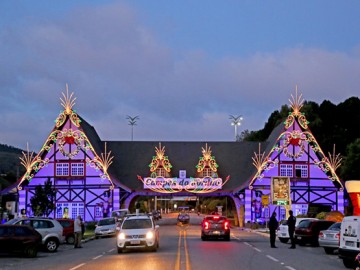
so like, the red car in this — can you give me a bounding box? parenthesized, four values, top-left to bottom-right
(201, 215, 230, 241)
(56, 218, 75, 245)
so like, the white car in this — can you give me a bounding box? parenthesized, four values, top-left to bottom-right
(95, 217, 117, 239)
(277, 217, 318, 243)
(116, 214, 159, 253)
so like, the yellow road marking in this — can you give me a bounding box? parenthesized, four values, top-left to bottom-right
(175, 230, 182, 270)
(184, 230, 192, 270)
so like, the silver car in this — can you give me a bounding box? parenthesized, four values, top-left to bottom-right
(116, 214, 159, 253)
(6, 217, 65, 252)
(318, 222, 341, 254)
(95, 217, 117, 239)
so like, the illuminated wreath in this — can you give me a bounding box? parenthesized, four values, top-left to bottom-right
(58, 130, 81, 158)
(282, 131, 305, 159)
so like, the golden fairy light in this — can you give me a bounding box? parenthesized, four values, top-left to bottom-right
(95, 142, 113, 175)
(327, 144, 342, 172)
(202, 143, 212, 161)
(252, 143, 266, 172)
(60, 84, 76, 115)
(289, 85, 304, 116)
(155, 142, 165, 160)
(19, 143, 36, 173)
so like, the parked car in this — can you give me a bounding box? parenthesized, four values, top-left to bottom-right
(178, 213, 190, 224)
(0, 224, 42, 257)
(295, 219, 335, 246)
(95, 217, 117, 239)
(116, 214, 160, 253)
(318, 222, 341, 254)
(6, 217, 65, 252)
(339, 216, 360, 268)
(111, 209, 130, 224)
(56, 218, 75, 244)
(277, 218, 318, 243)
(201, 215, 230, 241)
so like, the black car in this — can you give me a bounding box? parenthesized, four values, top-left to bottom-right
(0, 224, 42, 257)
(295, 219, 335, 246)
(201, 215, 230, 241)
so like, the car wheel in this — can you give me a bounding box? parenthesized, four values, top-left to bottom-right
(201, 235, 207, 241)
(279, 238, 289, 243)
(66, 234, 75, 245)
(24, 245, 38, 258)
(323, 247, 334, 254)
(225, 234, 230, 241)
(45, 238, 59, 252)
(343, 258, 355, 269)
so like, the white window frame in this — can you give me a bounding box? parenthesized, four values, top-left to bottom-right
(71, 163, 84, 176)
(56, 163, 69, 176)
(295, 164, 308, 178)
(280, 164, 293, 177)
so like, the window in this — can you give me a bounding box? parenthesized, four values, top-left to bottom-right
(295, 164, 308, 178)
(202, 168, 212, 177)
(56, 163, 69, 176)
(156, 168, 166, 177)
(280, 164, 293, 177)
(71, 163, 84, 176)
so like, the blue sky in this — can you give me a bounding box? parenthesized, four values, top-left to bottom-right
(1, 1, 360, 151)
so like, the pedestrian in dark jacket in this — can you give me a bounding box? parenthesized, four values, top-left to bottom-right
(269, 212, 279, 248)
(288, 210, 296, 249)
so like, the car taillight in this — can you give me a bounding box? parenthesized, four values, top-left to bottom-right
(336, 232, 340, 239)
(319, 232, 324, 238)
(204, 221, 210, 230)
(224, 221, 229, 230)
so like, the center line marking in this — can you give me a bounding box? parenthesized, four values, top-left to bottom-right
(266, 255, 279, 262)
(93, 255, 103, 260)
(69, 263, 86, 270)
(253, 247, 261, 252)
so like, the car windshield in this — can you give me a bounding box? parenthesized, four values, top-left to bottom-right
(98, 218, 115, 226)
(297, 220, 312, 228)
(122, 219, 152, 229)
(327, 222, 341, 231)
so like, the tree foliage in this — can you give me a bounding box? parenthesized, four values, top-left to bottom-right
(30, 179, 56, 217)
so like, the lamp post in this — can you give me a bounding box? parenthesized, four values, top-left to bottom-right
(229, 115, 243, 141)
(126, 115, 139, 141)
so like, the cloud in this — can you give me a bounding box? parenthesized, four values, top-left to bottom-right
(0, 2, 359, 151)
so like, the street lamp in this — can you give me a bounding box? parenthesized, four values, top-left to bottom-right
(126, 115, 139, 141)
(229, 115, 243, 141)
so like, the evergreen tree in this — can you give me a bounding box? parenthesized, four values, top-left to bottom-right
(30, 179, 56, 217)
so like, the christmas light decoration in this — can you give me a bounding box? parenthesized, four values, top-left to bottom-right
(249, 143, 278, 189)
(185, 176, 230, 193)
(17, 143, 50, 190)
(249, 87, 343, 190)
(86, 143, 115, 189)
(56, 84, 81, 128)
(149, 143, 172, 177)
(196, 143, 218, 176)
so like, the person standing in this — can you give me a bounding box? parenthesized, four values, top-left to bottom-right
(269, 212, 279, 248)
(288, 210, 296, 249)
(74, 215, 83, 248)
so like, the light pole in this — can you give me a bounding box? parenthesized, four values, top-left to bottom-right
(126, 115, 139, 141)
(229, 115, 243, 141)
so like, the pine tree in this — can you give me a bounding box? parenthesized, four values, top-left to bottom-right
(30, 179, 56, 217)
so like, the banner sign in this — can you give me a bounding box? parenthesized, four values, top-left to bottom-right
(271, 176, 291, 206)
(143, 177, 224, 190)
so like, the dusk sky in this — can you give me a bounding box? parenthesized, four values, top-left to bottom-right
(1, 1, 360, 151)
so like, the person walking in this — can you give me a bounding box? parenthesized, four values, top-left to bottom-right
(269, 212, 279, 248)
(74, 215, 83, 248)
(288, 210, 296, 249)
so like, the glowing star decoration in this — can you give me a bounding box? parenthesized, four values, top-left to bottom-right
(284, 86, 309, 130)
(249, 143, 278, 189)
(314, 144, 343, 189)
(55, 84, 81, 128)
(196, 143, 218, 175)
(86, 142, 115, 190)
(149, 143, 173, 178)
(17, 143, 50, 190)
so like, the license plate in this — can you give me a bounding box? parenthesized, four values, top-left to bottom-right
(346, 241, 355, 247)
(130, 240, 141, 245)
(213, 231, 220, 235)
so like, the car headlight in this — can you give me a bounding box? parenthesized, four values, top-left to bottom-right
(146, 231, 154, 239)
(118, 232, 126, 240)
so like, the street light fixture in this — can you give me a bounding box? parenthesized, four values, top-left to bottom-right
(229, 115, 243, 141)
(126, 115, 139, 141)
